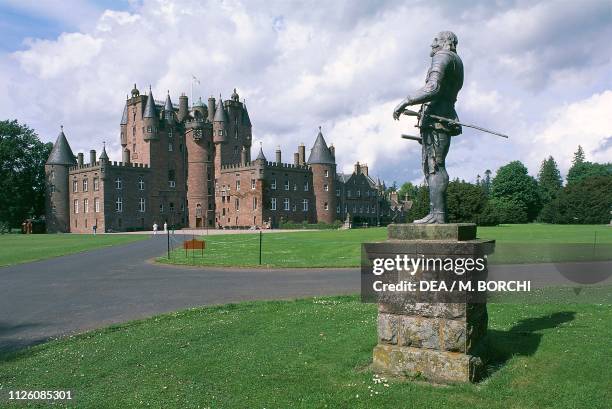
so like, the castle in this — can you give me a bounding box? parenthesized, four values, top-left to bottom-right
(45, 85, 400, 233)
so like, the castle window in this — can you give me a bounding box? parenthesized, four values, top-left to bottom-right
(207, 167, 212, 181)
(160, 203, 164, 213)
(73, 180, 78, 193)
(336, 188, 340, 196)
(93, 177, 99, 191)
(283, 198, 290, 211)
(218, 130, 223, 137)
(168, 129, 173, 138)
(168, 170, 176, 188)
(324, 170, 329, 177)
(83, 179, 88, 192)
(336, 205, 340, 213)
(168, 143, 173, 152)
(372, 205, 376, 213)
(235, 198, 240, 211)
(94, 198, 100, 213)
(132, 127, 136, 136)
(303, 199, 308, 212)
(253, 197, 257, 210)
(235, 130, 238, 139)
(115, 178, 122, 189)
(84, 198, 89, 213)
(169, 180, 176, 188)
(169, 202, 174, 212)
(196, 204, 202, 217)
(236, 180, 241, 191)
(347, 190, 352, 198)
(324, 184, 329, 192)
(324, 202, 329, 211)
(115, 197, 123, 212)
(365, 205, 369, 214)
(284, 180, 289, 190)
(357, 190, 361, 197)
(147, 126, 152, 133)
(73, 199, 79, 214)
(353, 205, 357, 213)
(138, 177, 145, 190)
(251, 179, 256, 189)
(345, 205, 347, 213)
(292, 204, 296, 212)
(293, 184, 297, 191)
(304, 181, 309, 191)
(50, 184, 55, 192)
(271, 179, 277, 190)
(234, 145, 238, 154)
(139, 198, 145, 213)
(271, 198, 277, 210)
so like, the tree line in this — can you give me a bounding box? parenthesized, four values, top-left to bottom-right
(394, 146, 611, 225)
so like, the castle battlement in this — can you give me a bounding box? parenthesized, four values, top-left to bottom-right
(265, 161, 310, 171)
(221, 162, 255, 171)
(69, 161, 150, 171)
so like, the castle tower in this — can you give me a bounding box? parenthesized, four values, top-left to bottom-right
(185, 105, 214, 228)
(45, 126, 77, 233)
(178, 94, 189, 122)
(120, 99, 128, 146)
(307, 127, 337, 224)
(143, 87, 159, 141)
(212, 95, 228, 175)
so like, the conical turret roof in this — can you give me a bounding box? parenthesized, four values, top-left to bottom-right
(164, 92, 174, 121)
(46, 126, 76, 165)
(243, 102, 252, 126)
(99, 142, 109, 161)
(213, 96, 228, 122)
(255, 146, 267, 161)
(143, 87, 157, 118)
(307, 127, 335, 165)
(120, 101, 128, 125)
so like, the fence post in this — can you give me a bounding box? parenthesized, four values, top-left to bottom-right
(167, 229, 170, 259)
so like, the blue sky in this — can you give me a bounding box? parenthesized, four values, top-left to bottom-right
(0, 0, 610, 186)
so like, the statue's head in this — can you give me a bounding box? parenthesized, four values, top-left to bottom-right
(430, 31, 458, 56)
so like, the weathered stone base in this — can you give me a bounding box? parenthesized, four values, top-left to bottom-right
(373, 344, 484, 383)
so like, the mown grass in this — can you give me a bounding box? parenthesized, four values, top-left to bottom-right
(158, 224, 612, 268)
(0, 295, 609, 408)
(0, 234, 148, 267)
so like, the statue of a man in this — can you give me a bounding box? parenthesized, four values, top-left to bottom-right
(393, 31, 464, 224)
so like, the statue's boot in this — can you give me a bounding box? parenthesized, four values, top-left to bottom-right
(413, 213, 435, 224)
(429, 211, 446, 224)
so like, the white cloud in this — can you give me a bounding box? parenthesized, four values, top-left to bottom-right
(0, 0, 610, 185)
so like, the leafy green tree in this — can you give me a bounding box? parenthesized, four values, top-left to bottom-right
(482, 169, 492, 196)
(554, 175, 612, 224)
(0, 120, 52, 228)
(491, 161, 541, 222)
(405, 184, 429, 222)
(537, 156, 563, 222)
(446, 179, 487, 223)
(572, 145, 585, 166)
(397, 182, 417, 202)
(566, 161, 611, 185)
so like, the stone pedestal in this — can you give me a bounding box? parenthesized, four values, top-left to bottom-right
(371, 223, 494, 383)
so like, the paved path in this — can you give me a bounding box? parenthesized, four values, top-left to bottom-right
(1, 237, 610, 352)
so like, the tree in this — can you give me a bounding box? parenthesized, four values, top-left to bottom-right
(0, 120, 52, 229)
(572, 145, 585, 166)
(397, 182, 417, 202)
(482, 169, 492, 196)
(446, 179, 487, 223)
(491, 161, 541, 222)
(405, 184, 429, 222)
(537, 156, 563, 222)
(554, 175, 612, 224)
(566, 161, 611, 186)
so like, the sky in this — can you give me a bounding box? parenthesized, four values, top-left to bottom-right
(0, 0, 610, 186)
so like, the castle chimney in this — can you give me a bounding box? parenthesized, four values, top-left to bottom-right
(298, 143, 305, 166)
(207, 96, 216, 123)
(90, 150, 96, 164)
(122, 147, 131, 164)
(77, 153, 84, 166)
(275, 146, 281, 164)
(354, 161, 361, 175)
(178, 93, 188, 122)
(362, 163, 368, 176)
(241, 146, 247, 165)
(329, 144, 335, 158)
(294, 152, 300, 165)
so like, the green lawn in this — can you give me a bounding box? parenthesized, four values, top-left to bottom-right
(1, 295, 609, 408)
(158, 224, 612, 268)
(0, 234, 148, 267)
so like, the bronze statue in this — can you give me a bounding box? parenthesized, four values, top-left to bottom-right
(393, 31, 463, 224)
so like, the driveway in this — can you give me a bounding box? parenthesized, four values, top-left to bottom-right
(1, 236, 609, 352)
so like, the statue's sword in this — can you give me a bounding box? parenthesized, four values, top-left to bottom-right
(401, 109, 509, 139)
